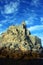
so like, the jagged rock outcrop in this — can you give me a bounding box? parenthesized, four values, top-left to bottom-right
(0, 22, 42, 59)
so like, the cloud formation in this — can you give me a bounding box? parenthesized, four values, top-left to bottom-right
(1, 1, 19, 14)
(0, 1, 20, 26)
(28, 25, 43, 31)
(25, 12, 39, 26)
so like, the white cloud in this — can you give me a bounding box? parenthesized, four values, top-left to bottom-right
(0, 18, 17, 34)
(1, 1, 19, 14)
(25, 14, 37, 25)
(0, 17, 17, 25)
(25, 20, 33, 25)
(0, 19, 11, 24)
(28, 25, 43, 31)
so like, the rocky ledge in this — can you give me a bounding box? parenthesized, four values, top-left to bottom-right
(0, 22, 42, 59)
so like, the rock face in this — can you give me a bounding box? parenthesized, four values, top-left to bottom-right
(0, 22, 42, 59)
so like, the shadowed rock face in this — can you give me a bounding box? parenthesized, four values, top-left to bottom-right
(0, 22, 42, 59)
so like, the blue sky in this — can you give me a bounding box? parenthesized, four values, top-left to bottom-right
(0, 0, 43, 46)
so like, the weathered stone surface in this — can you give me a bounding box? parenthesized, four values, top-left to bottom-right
(28, 35, 41, 51)
(0, 22, 42, 58)
(29, 35, 36, 45)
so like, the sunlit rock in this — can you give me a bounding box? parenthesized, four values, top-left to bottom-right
(0, 22, 42, 59)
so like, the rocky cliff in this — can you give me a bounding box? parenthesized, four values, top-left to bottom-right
(0, 22, 42, 59)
